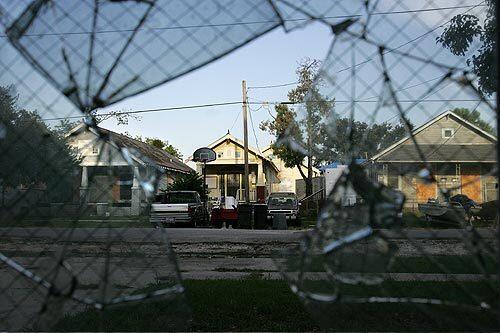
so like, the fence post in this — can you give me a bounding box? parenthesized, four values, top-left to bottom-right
(496, 3, 500, 234)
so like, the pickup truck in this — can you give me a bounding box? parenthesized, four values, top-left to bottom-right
(266, 192, 301, 226)
(149, 191, 206, 227)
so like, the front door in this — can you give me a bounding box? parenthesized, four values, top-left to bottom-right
(226, 174, 240, 199)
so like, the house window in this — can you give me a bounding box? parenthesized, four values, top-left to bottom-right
(235, 151, 241, 158)
(442, 128, 454, 139)
(217, 152, 224, 158)
(91, 147, 99, 155)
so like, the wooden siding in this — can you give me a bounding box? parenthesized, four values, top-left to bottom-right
(403, 116, 493, 146)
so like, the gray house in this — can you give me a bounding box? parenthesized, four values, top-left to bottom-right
(67, 123, 192, 215)
(368, 110, 497, 209)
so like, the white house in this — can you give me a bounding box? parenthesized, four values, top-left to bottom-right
(67, 123, 193, 215)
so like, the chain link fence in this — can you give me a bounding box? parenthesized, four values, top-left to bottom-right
(0, 0, 498, 331)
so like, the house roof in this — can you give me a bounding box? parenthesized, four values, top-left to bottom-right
(370, 110, 497, 163)
(67, 123, 193, 173)
(188, 132, 279, 172)
(208, 132, 269, 160)
(261, 144, 321, 175)
(377, 144, 496, 162)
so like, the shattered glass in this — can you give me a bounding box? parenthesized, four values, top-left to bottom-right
(273, 0, 500, 331)
(0, 0, 499, 331)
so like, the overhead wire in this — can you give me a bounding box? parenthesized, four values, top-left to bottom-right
(229, 109, 242, 132)
(246, 93, 261, 152)
(0, 4, 485, 38)
(247, 1, 485, 90)
(42, 97, 495, 122)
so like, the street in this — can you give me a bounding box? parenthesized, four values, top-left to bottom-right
(0, 226, 497, 331)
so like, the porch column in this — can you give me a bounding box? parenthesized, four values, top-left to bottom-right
(257, 162, 266, 186)
(79, 166, 89, 203)
(131, 166, 141, 216)
(224, 174, 228, 197)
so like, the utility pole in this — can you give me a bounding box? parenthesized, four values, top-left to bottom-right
(242, 80, 250, 204)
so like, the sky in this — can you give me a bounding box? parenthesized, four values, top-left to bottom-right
(99, 22, 333, 158)
(0, 0, 493, 161)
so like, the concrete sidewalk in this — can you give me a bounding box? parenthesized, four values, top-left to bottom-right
(0, 226, 497, 243)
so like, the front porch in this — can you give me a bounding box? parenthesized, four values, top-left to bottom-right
(202, 164, 269, 202)
(373, 162, 497, 210)
(79, 165, 145, 216)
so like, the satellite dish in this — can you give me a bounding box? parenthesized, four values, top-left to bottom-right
(193, 147, 216, 163)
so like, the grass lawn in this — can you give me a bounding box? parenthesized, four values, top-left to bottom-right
(279, 254, 499, 275)
(53, 279, 499, 332)
(403, 212, 495, 228)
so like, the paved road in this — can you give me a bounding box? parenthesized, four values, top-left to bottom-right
(1, 226, 497, 331)
(0, 226, 497, 243)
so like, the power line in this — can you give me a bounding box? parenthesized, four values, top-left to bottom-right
(247, 2, 485, 90)
(248, 81, 298, 90)
(0, 4, 485, 38)
(42, 101, 242, 121)
(229, 109, 242, 132)
(248, 100, 261, 152)
(251, 98, 495, 105)
(42, 97, 494, 122)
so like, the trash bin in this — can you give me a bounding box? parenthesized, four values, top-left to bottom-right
(96, 203, 109, 217)
(272, 212, 287, 230)
(253, 204, 268, 229)
(237, 204, 253, 229)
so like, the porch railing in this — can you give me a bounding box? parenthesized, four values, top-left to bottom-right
(236, 189, 256, 202)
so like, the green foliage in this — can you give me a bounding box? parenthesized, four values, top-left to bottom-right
(53, 118, 79, 137)
(54, 280, 498, 332)
(452, 107, 494, 134)
(145, 137, 183, 160)
(260, 59, 332, 194)
(166, 171, 205, 197)
(0, 86, 80, 203)
(130, 134, 183, 160)
(436, 1, 496, 94)
(260, 59, 409, 193)
(322, 118, 409, 161)
(260, 104, 305, 169)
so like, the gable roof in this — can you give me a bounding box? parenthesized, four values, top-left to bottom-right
(377, 144, 495, 163)
(370, 110, 496, 162)
(261, 144, 321, 175)
(67, 123, 192, 173)
(208, 132, 269, 160)
(187, 132, 278, 172)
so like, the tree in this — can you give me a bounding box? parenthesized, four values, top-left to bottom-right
(260, 59, 332, 196)
(166, 171, 205, 197)
(128, 134, 183, 160)
(0, 86, 79, 205)
(144, 137, 183, 160)
(92, 109, 141, 126)
(436, 0, 496, 95)
(261, 60, 410, 195)
(452, 107, 494, 134)
(53, 118, 78, 137)
(322, 118, 409, 162)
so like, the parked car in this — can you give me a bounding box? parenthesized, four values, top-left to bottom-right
(449, 194, 476, 215)
(266, 192, 300, 225)
(149, 191, 207, 227)
(418, 197, 468, 225)
(470, 200, 499, 221)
